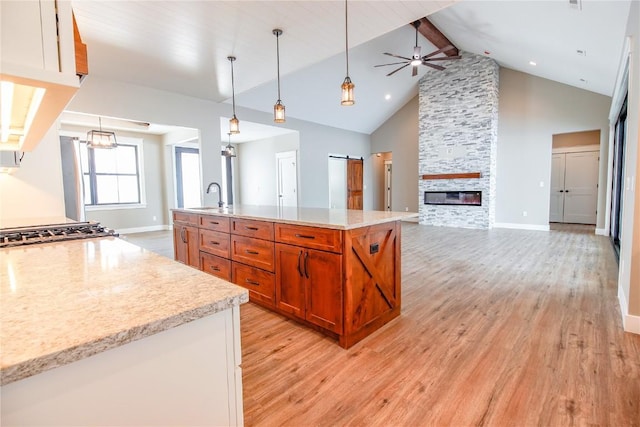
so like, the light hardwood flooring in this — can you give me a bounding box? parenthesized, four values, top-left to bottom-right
(124, 224, 640, 426)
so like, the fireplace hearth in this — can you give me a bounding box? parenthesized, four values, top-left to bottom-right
(424, 191, 482, 206)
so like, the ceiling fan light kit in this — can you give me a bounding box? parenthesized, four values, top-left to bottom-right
(375, 20, 461, 77)
(273, 29, 286, 123)
(341, 0, 355, 106)
(227, 56, 240, 134)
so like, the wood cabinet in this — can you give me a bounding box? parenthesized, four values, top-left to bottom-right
(173, 212, 199, 268)
(275, 243, 342, 333)
(172, 209, 402, 348)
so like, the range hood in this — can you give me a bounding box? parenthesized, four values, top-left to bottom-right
(0, 1, 87, 152)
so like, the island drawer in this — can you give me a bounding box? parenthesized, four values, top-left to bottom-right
(200, 252, 231, 281)
(275, 223, 343, 253)
(199, 229, 230, 258)
(231, 235, 275, 272)
(199, 215, 230, 233)
(173, 211, 198, 226)
(232, 262, 275, 306)
(231, 218, 274, 241)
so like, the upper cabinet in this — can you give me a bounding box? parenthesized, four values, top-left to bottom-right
(0, 0, 86, 152)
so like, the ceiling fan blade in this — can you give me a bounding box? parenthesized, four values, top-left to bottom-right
(423, 62, 446, 71)
(374, 61, 409, 68)
(387, 63, 411, 77)
(422, 45, 455, 60)
(384, 52, 412, 61)
(412, 65, 418, 77)
(424, 55, 462, 62)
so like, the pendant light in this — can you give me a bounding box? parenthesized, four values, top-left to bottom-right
(341, 0, 355, 106)
(87, 116, 117, 149)
(227, 56, 240, 134)
(221, 132, 236, 157)
(272, 28, 285, 123)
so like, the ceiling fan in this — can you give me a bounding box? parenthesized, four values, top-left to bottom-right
(375, 20, 461, 77)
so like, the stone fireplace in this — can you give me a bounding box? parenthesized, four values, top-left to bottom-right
(418, 51, 498, 229)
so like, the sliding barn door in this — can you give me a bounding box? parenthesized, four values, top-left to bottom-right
(347, 159, 363, 210)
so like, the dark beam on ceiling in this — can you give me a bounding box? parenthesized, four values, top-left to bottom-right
(416, 17, 459, 57)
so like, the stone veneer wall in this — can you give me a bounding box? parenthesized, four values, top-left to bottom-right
(418, 51, 499, 229)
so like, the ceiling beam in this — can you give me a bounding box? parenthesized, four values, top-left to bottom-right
(416, 17, 459, 57)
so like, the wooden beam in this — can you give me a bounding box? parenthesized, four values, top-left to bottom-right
(417, 17, 459, 57)
(73, 12, 88, 77)
(421, 172, 481, 180)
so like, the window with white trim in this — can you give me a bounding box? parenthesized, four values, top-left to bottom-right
(79, 138, 144, 207)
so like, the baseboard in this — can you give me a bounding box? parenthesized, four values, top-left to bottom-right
(618, 285, 640, 334)
(117, 225, 170, 234)
(493, 222, 550, 231)
(595, 228, 608, 236)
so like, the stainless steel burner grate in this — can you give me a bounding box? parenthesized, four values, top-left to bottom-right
(0, 222, 118, 248)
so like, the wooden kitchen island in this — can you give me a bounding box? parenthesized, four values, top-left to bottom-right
(172, 206, 416, 348)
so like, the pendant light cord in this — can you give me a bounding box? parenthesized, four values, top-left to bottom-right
(345, 0, 349, 78)
(230, 59, 237, 116)
(276, 32, 281, 101)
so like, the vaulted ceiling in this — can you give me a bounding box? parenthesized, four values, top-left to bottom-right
(70, 1, 632, 138)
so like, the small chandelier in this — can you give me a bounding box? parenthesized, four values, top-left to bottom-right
(341, 0, 355, 106)
(227, 56, 240, 134)
(221, 132, 236, 157)
(273, 28, 285, 123)
(87, 117, 117, 149)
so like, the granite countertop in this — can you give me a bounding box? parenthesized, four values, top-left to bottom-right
(174, 205, 418, 230)
(0, 237, 248, 386)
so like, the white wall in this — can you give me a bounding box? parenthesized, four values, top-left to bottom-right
(371, 96, 419, 213)
(66, 75, 373, 216)
(617, 0, 640, 329)
(236, 133, 299, 206)
(496, 68, 611, 228)
(0, 122, 65, 223)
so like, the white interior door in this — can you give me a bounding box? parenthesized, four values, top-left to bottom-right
(563, 151, 598, 224)
(549, 153, 565, 222)
(384, 160, 392, 211)
(328, 157, 347, 209)
(276, 151, 297, 208)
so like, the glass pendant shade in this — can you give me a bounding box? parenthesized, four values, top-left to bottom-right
(341, 0, 355, 106)
(341, 77, 355, 106)
(229, 115, 239, 134)
(274, 100, 285, 123)
(87, 117, 117, 149)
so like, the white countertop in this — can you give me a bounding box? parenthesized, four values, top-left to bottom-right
(175, 206, 418, 230)
(0, 237, 248, 385)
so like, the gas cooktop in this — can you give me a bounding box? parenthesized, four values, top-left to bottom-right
(0, 221, 118, 248)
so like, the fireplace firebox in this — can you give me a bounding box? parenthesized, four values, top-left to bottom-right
(424, 191, 482, 206)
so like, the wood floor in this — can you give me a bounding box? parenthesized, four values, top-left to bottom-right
(124, 224, 640, 426)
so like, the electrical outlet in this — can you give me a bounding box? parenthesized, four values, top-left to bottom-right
(405, 207, 409, 212)
(523, 211, 528, 217)
(539, 181, 544, 188)
(152, 216, 157, 221)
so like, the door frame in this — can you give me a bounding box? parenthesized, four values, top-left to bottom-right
(175, 146, 201, 209)
(275, 150, 298, 208)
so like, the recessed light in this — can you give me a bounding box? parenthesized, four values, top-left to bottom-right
(529, 61, 537, 66)
(384, 94, 391, 100)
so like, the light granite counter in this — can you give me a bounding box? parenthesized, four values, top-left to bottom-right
(175, 205, 418, 229)
(0, 237, 248, 386)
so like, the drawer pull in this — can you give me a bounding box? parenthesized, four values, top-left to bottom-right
(245, 226, 259, 231)
(245, 249, 259, 255)
(245, 278, 260, 286)
(209, 240, 220, 245)
(295, 233, 316, 240)
(210, 266, 221, 272)
(209, 221, 219, 225)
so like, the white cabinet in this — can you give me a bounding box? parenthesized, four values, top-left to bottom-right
(0, 0, 80, 151)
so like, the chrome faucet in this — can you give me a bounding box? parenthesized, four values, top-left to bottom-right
(206, 182, 224, 207)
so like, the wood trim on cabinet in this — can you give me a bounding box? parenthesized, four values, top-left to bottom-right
(420, 172, 481, 180)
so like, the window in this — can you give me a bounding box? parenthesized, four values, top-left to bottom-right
(79, 138, 144, 208)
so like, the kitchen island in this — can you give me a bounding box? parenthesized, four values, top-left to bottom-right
(0, 236, 248, 426)
(172, 205, 417, 348)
